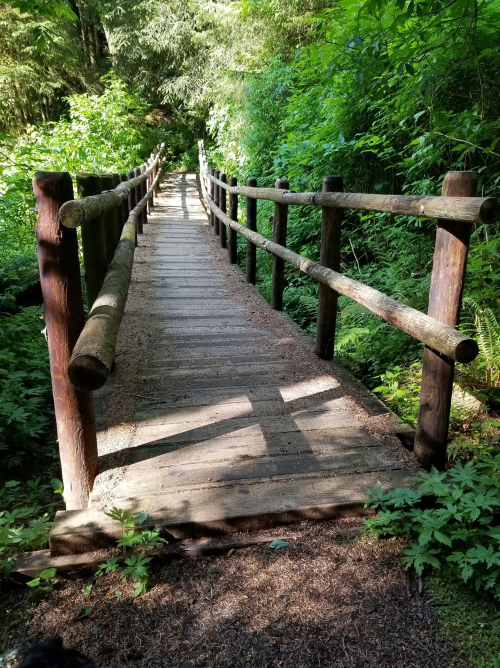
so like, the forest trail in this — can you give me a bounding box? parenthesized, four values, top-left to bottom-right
(51, 172, 417, 553)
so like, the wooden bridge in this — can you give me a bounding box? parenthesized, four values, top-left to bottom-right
(33, 144, 499, 554)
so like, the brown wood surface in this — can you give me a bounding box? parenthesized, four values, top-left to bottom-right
(203, 169, 498, 225)
(228, 176, 238, 263)
(209, 168, 215, 227)
(246, 177, 258, 284)
(134, 167, 143, 235)
(76, 174, 107, 310)
(214, 170, 220, 235)
(50, 172, 413, 553)
(120, 173, 129, 229)
(271, 178, 289, 310)
(205, 193, 477, 363)
(34, 172, 98, 510)
(414, 171, 477, 470)
(220, 173, 227, 249)
(100, 174, 120, 265)
(316, 175, 343, 359)
(140, 164, 147, 227)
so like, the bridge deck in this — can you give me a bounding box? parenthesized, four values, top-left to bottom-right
(50, 173, 416, 554)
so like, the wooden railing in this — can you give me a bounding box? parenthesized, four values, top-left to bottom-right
(197, 140, 500, 472)
(33, 143, 165, 509)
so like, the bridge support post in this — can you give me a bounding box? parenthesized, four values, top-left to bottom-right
(140, 164, 148, 227)
(214, 170, 220, 236)
(128, 169, 138, 245)
(316, 176, 343, 359)
(246, 178, 257, 284)
(120, 173, 129, 227)
(414, 171, 477, 470)
(33, 171, 98, 510)
(228, 177, 238, 264)
(100, 174, 120, 264)
(271, 178, 289, 310)
(112, 174, 123, 233)
(134, 167, 143, 235)
(220, 173, 227, 249)
(76, 174, 107, 311)
(209, 168, 215, 227)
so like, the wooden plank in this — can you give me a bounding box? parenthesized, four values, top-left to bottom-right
(50, 469, 410, 553)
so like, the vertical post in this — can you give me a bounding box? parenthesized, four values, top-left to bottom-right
(76, 174, 107, 311)
(214, 170, 220, 236)
(33, 172, 98, 510)
(128, 169, 138, 245)
(120, 173, 129, 226)
(100, 174, 120, 265)
(153, 150, 159, 198)
(228, 177, 238, 264)
(112, 174, 123, 233)
(271, 178, 289, 310)
(134, 167, 143, 235)
(246, 177, 257, 284)
(220, 173, 227, 249)
(209, 168, 215, 227)
(140, 164, 148, 227)
(315, 176, 343, 359)
(414, 171, 477, 470)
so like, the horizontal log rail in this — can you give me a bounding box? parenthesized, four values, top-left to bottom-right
(68, 160, 163, 392)
(204, 192, 477, 364)
(59, 143, 165, 228)
(205, 170, 498, 225)
(198, 140, 499, 472)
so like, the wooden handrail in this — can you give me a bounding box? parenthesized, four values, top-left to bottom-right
(59, 143, 165, 228)
(204, 191, 477, 364)
(67, 163, 164, 392)
(205, 169, 498, 225)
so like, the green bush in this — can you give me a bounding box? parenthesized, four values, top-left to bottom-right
(365, 455, 500, 599)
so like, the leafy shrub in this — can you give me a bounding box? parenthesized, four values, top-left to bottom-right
(365, 456, 500, 599)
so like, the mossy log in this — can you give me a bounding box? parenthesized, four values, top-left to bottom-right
(68, 167, 162, 391)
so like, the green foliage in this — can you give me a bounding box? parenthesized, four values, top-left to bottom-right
(365, 455, 500, 599)
(98, 508, 163, 596)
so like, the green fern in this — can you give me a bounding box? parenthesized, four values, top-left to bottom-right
(462, 298, 500, 388)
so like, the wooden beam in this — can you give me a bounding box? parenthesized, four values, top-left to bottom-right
(414, 171, 477, 470)
(228, 176, 238, 264)
(214, 170, 220, 236)
(100, 173, 120, 267)
(134, 167, 143, 235)
(76, 174, 107, 311)
(220, 173, 227, 249)
(246, 177, 257, 284)
(316, 176, 343, 359)
(271, 178, 289, 311)
(205, 193, 478, 364)
(203, 170, 498, 225)
(33, 171, 98, 510)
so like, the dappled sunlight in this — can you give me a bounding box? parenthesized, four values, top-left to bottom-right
(279, 375, 342, 402)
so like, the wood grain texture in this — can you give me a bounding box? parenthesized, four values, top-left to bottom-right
(414, 171, 477, 470)
(50, 172, 413, 552)
(34, 171, 98, 510)
(271, 178, 289, 310)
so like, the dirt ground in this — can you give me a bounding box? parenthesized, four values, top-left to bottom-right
(1, 518, 458, 668)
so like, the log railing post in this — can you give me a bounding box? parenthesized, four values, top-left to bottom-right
(214, 170, 220, 236)
(112, 173, 123, 232)
(271, 178, 289, 310)
(220, 173, 227, 249)
(33, 172, 98, 510)
(120, 173, 129, 226)
(209, 168, 215, 227)
(134, 167, 143, 235)
(414, 171, 477, 470)
(141, 164, 148, 227)
(246, 177, 257, 284)
(100, 173, 120, 265)
(76, 174, 107, 311)
(315, 176, 343, 359)
(228, 177, 238, 264)
(128, 169, 137, 244)
(153, 150, 159, 197)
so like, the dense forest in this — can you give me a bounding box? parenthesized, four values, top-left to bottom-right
(1, 0, 500, 663)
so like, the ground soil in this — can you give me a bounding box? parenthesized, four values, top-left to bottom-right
(1, 518, 458, 668)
